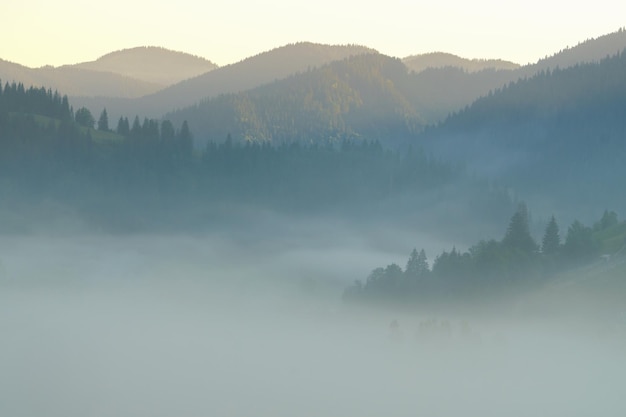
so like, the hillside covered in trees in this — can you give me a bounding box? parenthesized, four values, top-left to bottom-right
(166, 53, 424, 147)
(0, 80, 513, 235)
(419, 49, 626, 217)
(403, 52, 520, 73)
(344, 204, 626, 312)
(75, 43, 378, 123)
(71, 46, 217, 87)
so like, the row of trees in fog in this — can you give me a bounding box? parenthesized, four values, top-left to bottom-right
(344, 205, 624, 305)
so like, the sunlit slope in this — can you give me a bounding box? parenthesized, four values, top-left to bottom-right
(166, 53, 424, 146)
(144, 43, 377, 116)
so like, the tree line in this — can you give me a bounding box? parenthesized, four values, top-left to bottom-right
(0, 80, 515, 232)
(343, 204, 624, 307)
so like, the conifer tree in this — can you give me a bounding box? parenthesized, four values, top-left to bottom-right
(541, 215, 560, 255)
(502, 203, 537, 254)
(160, 120, 175, 141)
(130, 116, 142, 138)
(405, 248, 428, 279)
(178, 120, 193, 157)
(563, 220, 596, 261)
(98, 108, 109, 131)
(116, 117, 130, 136)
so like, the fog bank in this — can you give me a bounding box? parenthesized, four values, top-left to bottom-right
(1, 235, 624, 417)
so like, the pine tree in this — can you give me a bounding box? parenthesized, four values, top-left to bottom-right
(116, 117, 130, 136)
(541, 215, 560, 255)
(502, 203, 537, 254)
(594, 210, 618, 231)
(160, 120, 175, 141)
(405, 248, 428, 279)
(130, 116, 142, 138)
(178, 120, 193, 158)
(563, 220, 596, 262)
(97, 108, 109, 131)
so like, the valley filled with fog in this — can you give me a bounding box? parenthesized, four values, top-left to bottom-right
(1, 226, 625, 417)
(3, 23, 626, 417)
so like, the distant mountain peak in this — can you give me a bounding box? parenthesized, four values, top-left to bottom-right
(403, 52, 520, 73)
(228, 42, 379, 66)
(72, 46, 218, 87)
(94, 46, 213, 64)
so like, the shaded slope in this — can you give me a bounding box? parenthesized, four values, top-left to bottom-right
(529, 28, 626, 73)
(419, 50, 626, 215)
(402, 29, 626, 124)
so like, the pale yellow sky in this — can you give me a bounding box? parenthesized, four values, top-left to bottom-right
(2, 0, 624, 68)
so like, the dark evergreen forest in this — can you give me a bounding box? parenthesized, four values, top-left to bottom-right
(0, 81, 513, 234)
(419, 50, 626, 214)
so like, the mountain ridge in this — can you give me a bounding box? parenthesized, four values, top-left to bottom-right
(403, 52, 520, 73)
(71, 46, 218, 86)
(417, 49, 626, 217)
(165, 53, 424, 146)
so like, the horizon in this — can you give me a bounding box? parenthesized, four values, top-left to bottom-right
(2, 0, 625, 68)
(3, 28, 625, 70)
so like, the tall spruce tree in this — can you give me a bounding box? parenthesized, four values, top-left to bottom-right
(563, 220, 596, 262)
(130, 116, 142, 138)
(405, 248, 428, 279)
(98, 108, 109, 131)
(541, 215, 560, 255)
(116, 117, 130, 136)
(502, 203, 537, 254)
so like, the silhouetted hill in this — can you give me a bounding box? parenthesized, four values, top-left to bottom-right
(166, 53, 424, 146)
(407, 66, 520, 124)
(403, 52, 519, 73)
(401, 29, 626, 124)
(166, 30, 626, 147)
(76, 42, 378, 121)
(160, 30, 626, 139)
(419, 50, 626, 216)
(529, 28, 626, 73)
(0, 58, 160, 98)
(153, 42, 377, 108)
(71, 46, 217, 86)
(44, 29, 626, 132)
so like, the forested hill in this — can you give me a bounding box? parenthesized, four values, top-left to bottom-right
(59, 29, 626, 130)
(71, 46, 218, 87)
(0, 58, 161, 98)
(345, 203, 626, 313)
(418, 49, 626, 216)
(98, 42, 378, 120)
(403, 52, 520, 73)
(0, 80, 514, 235)
(166, 53, 425, 146)
(528, 28, 626, 73)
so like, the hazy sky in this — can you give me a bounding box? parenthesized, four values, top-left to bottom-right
(3, 0, 625, 68)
